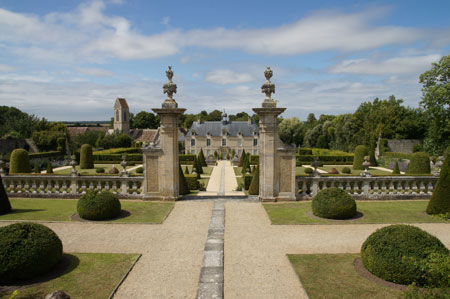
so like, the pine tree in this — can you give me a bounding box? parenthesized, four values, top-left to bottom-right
(179, 164, 189, 195)
(198, 149, 207, 167)
(46, 162, 53, 174)
(185, 166, 189, 174)
(426, 154, 450, 215)
(238, 149, 246, 167)
(392, 161, 400, 174)
(248, 166, 259, 195)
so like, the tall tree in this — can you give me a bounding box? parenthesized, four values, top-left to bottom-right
(133, 111, 159, 129)
(279, 117, 304, 146)
(420, 55, 450, 155)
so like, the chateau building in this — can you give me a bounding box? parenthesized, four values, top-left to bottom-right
(185, 112, 259, 159)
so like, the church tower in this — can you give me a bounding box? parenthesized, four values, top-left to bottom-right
(113, 97, 130, 134)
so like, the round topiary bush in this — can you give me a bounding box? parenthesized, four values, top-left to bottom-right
(353, 145, 368, 170)
(341, 167, 351, 174)
(77, 191, 121, 220)
(0, 223, 63, 282)
(79, 144, 94, 169)
(9, 149, 31, 174)
(312, 187, 356, 219)
(328, 167, 339, 174)
(406, 152, 430, 175)
(95, 167, 105, 173)
(361, 224, 449, 286)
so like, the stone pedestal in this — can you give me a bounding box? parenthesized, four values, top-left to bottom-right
(143, 104, 185, 201)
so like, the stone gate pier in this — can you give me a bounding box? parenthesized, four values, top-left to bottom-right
(253, 67, 296, 202)
(143, 66, 185, 200)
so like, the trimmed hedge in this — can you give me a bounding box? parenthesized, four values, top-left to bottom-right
(406, 152, 430, 175)
(249, 155, 259, 165)
(179, 154, 196, 165)
(0, 223, 63, 282)
(312, 187, 356, 219)
(29, 151, 62, 160)
(80, 144, 94, 169)
(361, 224, 449, 286)
(0, 175, 12, 215)
(93, 153, 143, 162)
(93, 148, 141, 155)
(244, 174, 253, 190)
(342, 167, 351, 174)
(297, 155, 354, 163)
(353, 145, 368, 170)
(427, 154, 450, 215)
(393, 161, 400, 174)
(304, 168, 313, 175)
(9, 149, 31, 174)
(298, 148, 313, 155)
(179, 164, 189, 195)
(383, 152, 413, 160)
(198, 149, 207, 167)
(248, 166, 259, 195)
(238, 149, 246, 167)
(185, 174, 199, 190)
(77, 191, 121, 220)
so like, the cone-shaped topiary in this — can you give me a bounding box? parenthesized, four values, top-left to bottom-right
(238, 149, 246, 167)
(353, 145, 368, 170)
(312, 187, 357, 219)
(184, 166, 189, 174)
(46, 162, 53, 174)
(426, 154, 450, 215)
(393, 161, 400, 174)
(241, 153, 250, 175)
(406, 152, 430, 175)
(248, 166, 259, 195)
(361, 224, 449, 286)
(33, 161, 40, 173)
(9, 149, 31, 174)
(195, 156, 203, 175)
(79, 144, 94, 169)
(179, 164, 189, 195)
(0, 223, 63, 282)
(77, 191, 121, 220)
(198, 149, 207, 167)
(0, 175, 12, 215)
(369, 148, 378, 167)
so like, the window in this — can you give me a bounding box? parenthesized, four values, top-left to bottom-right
(238, 138, 243, 147)
(253, 138, 258, 146)
(207, 139, 211, 146)
(222, 139, 227, 146)
(191, 139, 195, 146)
(116, 110, 119, 121)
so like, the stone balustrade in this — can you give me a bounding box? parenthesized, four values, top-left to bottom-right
(295, 176, 438, 199)
(2, 174, 143, 199)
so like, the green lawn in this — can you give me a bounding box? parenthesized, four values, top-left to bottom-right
(0, 198, 174, 223)
(288, 253, 402, 299)
(180, 165, 213, 176)
(0, 253, 139, 299)
(318, 165, 392, 176)
(264, 200, 448, 225)
(295, 167, 309, 176)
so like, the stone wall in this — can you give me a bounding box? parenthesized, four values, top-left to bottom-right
(387, 139, 422, 154)
(0, 138, 36, 154)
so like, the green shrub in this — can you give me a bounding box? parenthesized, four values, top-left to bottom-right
(198, 149, 207, 167)
(312, 187, 356, 219)
(0, 223, 63, 282)
(248, 166, 259, 195)
(179, 154, 196, 165)
(413, 144, 424, 153)
(179, 164, 189, 195)
(238, 149, 246, 167)
(0, 175, 12, 215)
(415, 252, 450, 288)
(401, 285, 450, 299)
(195, 156, 203, 174)
(369, 148, 378, 167)
(360, 224, 449, 286)
(9, 149, 31, 174)
(33, 160, 40, 173)
(406, 152, 430, 175)
(353, 145, 368, 170)
(77, 191, 121, 220)
(92, 153, 143, 163)
(184, 174, 199, 190)
(427, 154, 450, 215)
(135, 167, 143, 174)
(298, 148, 313, 155)
(241, 154, 250, 175)
(244, 174, 253, 190)
(80, 144, 94, 169)
(249, 155, 259, 165)
(184, 166, 189, 174)
(46, 162, 53, 174)
(57, 137, 65, 153)
(393, 161, 401, 174)
(304, 167, 313, 175)
(95, 167, 105, 173)
(342, 167, 351, 174)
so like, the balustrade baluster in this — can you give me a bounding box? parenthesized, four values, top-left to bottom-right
(427, 181, 433, 195)
(54, 181, 60, 194)
(412, 181, 418, 194)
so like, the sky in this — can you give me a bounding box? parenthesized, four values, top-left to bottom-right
(0, 0, 449, 121)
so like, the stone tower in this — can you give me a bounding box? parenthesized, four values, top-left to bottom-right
(113, 97, 130, 134)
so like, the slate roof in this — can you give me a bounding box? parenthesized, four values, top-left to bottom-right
(186, 121, 259, 137)
(68, 126, 108, 136)
(115, 98, 129, 109)
(131, 129, 159, 143)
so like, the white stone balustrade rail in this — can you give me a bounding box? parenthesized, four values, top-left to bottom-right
(295, 176, 439, 199)
(1, 174, 143, 199)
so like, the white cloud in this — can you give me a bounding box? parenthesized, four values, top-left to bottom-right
(329, 54, 441, 75)
(0, 64, 15, 72)
(161, 16, 170, 26)
(205, 69, 254, 84)
(77, 67, 115, 77)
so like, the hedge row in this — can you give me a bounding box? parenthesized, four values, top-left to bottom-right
(383, 152, 413, 160)
(184, 174, 199, 190)
(92, 153, 143, 162)
(297, 155, 354, 163)
(296, 161, 351, 166)
(244, 174, 253, 190)
(180, 154, 196, 165)
(93, 161, 139, 166)
(297, 148, 313, 155)
(29, 151, 63, 160)
(93, 147, 141, 155)
(249, 155, 259, 165)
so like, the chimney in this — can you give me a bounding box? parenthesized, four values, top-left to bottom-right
(248, 117, 252, 125)
(197, 117, 201, 124)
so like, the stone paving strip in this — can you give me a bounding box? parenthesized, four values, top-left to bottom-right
(196, 200, 225, 299)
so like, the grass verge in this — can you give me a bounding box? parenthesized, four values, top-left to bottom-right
(0, 253, 139, 299)
(264, 200, 448, 225)
(288, 253, 402, 299)
(0, 198, 174, 223)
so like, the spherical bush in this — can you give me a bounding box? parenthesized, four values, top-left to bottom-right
(312, 187, 356, 219)
(77, 191, 121, 220)
(0, 223, 63, 282)
(361, 224, 449, 286)
(304, 168, 313, 174)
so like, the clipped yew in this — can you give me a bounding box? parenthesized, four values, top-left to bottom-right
(198, 149, 207, 167)
(352, 145, 368, 170)
(238, 149, 246, 167)
(312, 187, 356, 219)
(406, 152, 430, 175)
(248, 165, 259, 195)
(426, 154, 450, 215)
(369, 148, 378, 167)
(9, 149, 31, 174)
(393, 161, 400, 174)
(79, 144, 94, 169)
(179, 164, 189, 195)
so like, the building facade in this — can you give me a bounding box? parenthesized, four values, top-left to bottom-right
(113, 97, 130, 134)
(185, 113, 259, 159)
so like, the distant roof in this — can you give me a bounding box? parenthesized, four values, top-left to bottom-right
(186, 121, 259, 137)
(68, 127, 88, 136)
(115, 97, 129, 109)
(131, 129, 159, 143)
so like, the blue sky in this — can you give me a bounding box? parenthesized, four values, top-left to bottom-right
(0, 0, 449, 121)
